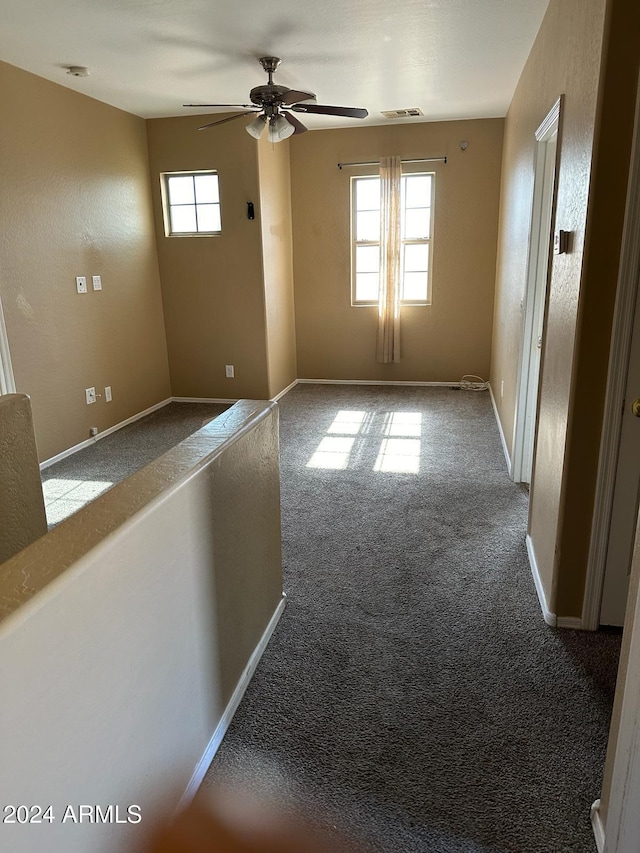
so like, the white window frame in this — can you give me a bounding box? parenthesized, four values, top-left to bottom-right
(350, 171, 435, 307)
(160, 170, 222, 237)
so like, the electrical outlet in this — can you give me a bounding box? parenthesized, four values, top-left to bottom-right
(92, 275, 102, 291)
(89, 426, 98, 437)
(225, 364, 235, 378)
(105, 385, 112, 402)
(76, 276, 87, 294)
(85, 387, 96, 405)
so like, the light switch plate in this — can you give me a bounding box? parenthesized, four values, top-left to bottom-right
(92, 275, 102, 291)
(76, 276, 87, 294)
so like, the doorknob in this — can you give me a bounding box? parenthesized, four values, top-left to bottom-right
(632, 398, 640, 417)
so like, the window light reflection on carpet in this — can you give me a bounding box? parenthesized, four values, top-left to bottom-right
(43, 478, 113, 525)
(374, 437, 421, 473)
(326, 410, 368, 435)
(307, 409, 422, 473)
(383, 411, 422, 437)
(307, 436, 355, 470)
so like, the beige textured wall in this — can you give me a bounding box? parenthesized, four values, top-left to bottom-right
(146, 115, 269, 400)
(290, 119, 503, 381)
(554, 0, 640, 615)
(583, 0, 640, 824)
(0, 61, 171, 462)
(0, 395, 47, 563)
(257, 136, 297, 398)
(489, 0, 607, 609)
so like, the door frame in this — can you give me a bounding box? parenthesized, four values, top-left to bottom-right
(583, 72, 640, 631)
(0, 294, 16, 395)
(591, 511, 640, 851)
(512, 96, 563, 483)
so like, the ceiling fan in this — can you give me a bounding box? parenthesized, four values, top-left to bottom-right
(184, 56, 368, 142)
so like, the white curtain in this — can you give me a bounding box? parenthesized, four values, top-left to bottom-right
(377, 155, 402, 363)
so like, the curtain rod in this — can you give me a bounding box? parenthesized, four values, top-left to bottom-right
(337, 156, 447, 170)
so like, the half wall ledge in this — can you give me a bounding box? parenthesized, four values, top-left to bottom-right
(0, 399, 284, 853)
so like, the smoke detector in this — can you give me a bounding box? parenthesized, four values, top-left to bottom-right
(381, 108, 424, 119)
(66, 66, 90, 77)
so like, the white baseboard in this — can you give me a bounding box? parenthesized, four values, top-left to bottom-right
(39, 397, 243, 469)
(556, 616, 583, 630)
(271, 379, 299, 402)
(172, 396, 239, 404)
(526, 534, 557, 626)
(591, 799, 605, 853)
(40, 397, 172, 469)
(297, 378, 461, 387)
(178, 593, 287, 812)
(488, 384, 512, 477)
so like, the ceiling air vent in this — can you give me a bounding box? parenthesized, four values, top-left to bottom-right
(381, 108, 424, 119)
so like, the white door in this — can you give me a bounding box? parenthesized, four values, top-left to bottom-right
(600, 267, 640, 625)
(512, 98, 561, 484)
(0, 294, 16, 395)
(521, 130, 558, 482)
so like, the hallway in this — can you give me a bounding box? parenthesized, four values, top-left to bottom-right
(203, 384, 620, 853)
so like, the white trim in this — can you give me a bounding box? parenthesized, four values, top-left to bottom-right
(512, 96, 563, 484)
(556, 616, 583, 630)
(297, 378, 461, 387)
(178, 593, 287, 811)
(601, 558, 640, 852)
(583, 76, 640, 631)
(535, 96, 562, 142)
(39, 398, 172, 469)
(526, 534, 557, 626)
(171, 396, 239, 404)
(0, 295, 16, 395)
(488, 383, 512, 476)
(270, 379, 298, 402)
(591, 799, 605, 853)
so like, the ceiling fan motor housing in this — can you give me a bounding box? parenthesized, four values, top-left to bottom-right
(249, 84, 290, 107)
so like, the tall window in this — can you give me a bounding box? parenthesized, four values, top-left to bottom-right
(161, 171, 221, 236)
(351, 173, 434, 305)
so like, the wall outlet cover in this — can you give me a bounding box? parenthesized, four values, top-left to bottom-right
(76, 276, 87, 294)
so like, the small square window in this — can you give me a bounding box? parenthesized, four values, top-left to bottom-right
(161, 171, 222, 236)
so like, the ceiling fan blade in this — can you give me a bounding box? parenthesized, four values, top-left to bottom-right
(281, 89, 316, 105)
(198, 111, 255, 130)
(184, 103, 255, 108)
(283, 112, 308, 134)
(290, 103, 368, 119)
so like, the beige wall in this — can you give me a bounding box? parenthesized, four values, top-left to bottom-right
(146, 115, 270, 400)
(489, 0, 608, 611)
(0, 61, 171, 462)
(554, 0, 640, 615)
(290, 119, 503, 381)
(257, 136, 297, 398)
(0, 395, 47, 563)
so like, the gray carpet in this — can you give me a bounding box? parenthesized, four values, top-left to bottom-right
(202, 384, 621, 853)
(41, 402, 229, 526)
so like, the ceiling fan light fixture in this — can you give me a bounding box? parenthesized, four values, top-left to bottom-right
(268, 113, 295, 143)
(245, 114, 267, 139)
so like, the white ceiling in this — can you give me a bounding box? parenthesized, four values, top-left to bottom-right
(0, 0, 549, 129)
